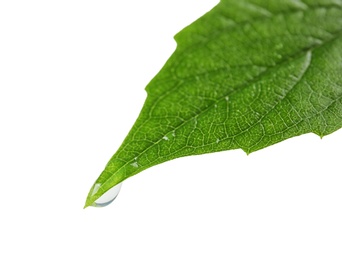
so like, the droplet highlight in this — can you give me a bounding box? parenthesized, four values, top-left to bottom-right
(93, 183, 123, 207)
(131, 161, 139, 168)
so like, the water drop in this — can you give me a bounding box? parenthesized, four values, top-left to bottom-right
(131, 161, 139, 168)
(93, 183, 122, 207)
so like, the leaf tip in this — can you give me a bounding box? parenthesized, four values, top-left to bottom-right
(241, 147, 251, 156)
(83, 196, 93, 209)
(83, 182, 99, 209)
(313, 131, 325, 140)
(83, 198, 95, 209)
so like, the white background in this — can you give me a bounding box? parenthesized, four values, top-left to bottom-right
(1, 1, 342, 259)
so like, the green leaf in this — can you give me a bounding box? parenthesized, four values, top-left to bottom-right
(84, 0, 342, 208)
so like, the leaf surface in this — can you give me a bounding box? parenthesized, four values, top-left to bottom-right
(85, 0, 342, 207)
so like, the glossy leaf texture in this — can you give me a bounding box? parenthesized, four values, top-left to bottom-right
(85, 0, 342, 207)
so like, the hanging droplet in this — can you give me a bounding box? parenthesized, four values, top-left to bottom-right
(92, 183, 123, 207)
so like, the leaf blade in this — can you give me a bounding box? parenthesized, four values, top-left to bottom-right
(85, 0, 342, 207)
